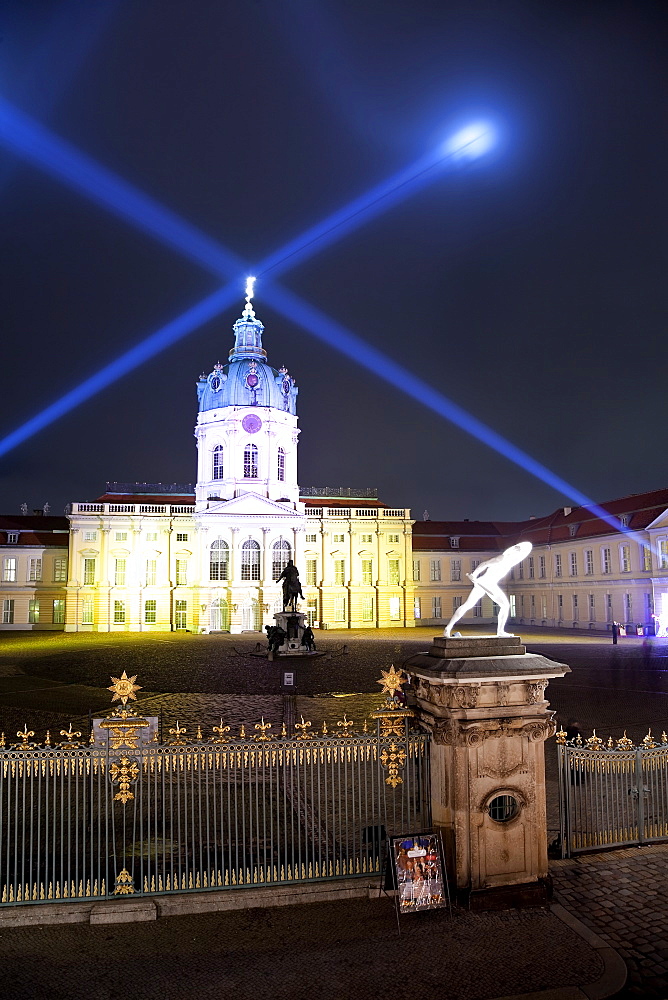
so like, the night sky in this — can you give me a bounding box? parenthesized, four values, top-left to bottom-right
(1, 0, 666, 521)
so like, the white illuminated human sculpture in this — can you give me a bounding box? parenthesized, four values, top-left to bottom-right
(444, 541, 533, 638)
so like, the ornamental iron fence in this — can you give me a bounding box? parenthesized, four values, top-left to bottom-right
(0, 669, 429, 905)
(557, 727, 668, 856)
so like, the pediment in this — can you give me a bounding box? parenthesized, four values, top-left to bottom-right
(200, 493, 303, 518)
(646, 507, 668, 530)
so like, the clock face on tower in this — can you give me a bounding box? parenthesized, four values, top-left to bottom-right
(242, 413, 262, 434)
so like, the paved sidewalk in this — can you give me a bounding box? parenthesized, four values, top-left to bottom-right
(552, 841, 668, 999)
(0, 891, 612, 1000)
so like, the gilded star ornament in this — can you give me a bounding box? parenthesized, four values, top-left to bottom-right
(376, 667, 405, 699)
(108, 672, 142, 706)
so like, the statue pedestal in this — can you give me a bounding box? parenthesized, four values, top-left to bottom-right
(272, 611, 311, 655)
(405, 634, 570, 909)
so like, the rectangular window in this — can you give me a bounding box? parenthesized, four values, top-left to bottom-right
(361, 596, 373, 622)
(53, 599, 65, 624)
(528, 556, 534, 579)
(53, 557, 67, 582)
(2, 557, 17, 582)
(114, 558, 126, 586)
(176, 533, 188, 542)
(432, 596, 442, 619)
(82, 597, 94, 625)
(450, 559, 461, 582)
(306, 599, 318, 626)
(471, 559, 480, 573)
(388, 559, 400, 585)
(176, 559, 188, 586)
(473, 599, 482, 617)
(541, 596, 547, 619)
(645, 592, 654, 619)
(412, 559, 420, 582)
(606, 594, 613, 622)
(144, 599, 157, 624)
(387, 534, 400, 543)
(334, 559, 345, 586)
(659, 540, 668, 570)
(145, 532, 158, 542)
(589, 594, 595, 621)
(175, 599, 187, 628)
(624, 593, 632, 620)
(28, 558, 42, 582)
(642, 546, 652, 572)
(539, 555, 546, 578)
(7, 532, 18, 544)
(557, 594, 563, 617)
(450, 536, 460, 548)
(569, 552, 577, 577)
(362, 559, 373, 585)
(389, 596, 401, 620)
(83, 531, 96, 542)
(509, 595, 516, 617)
(518, 561, 524, 580)
(113, 600, 125, 624)
(572, 594, 579, 620)
(334, 596, 347, 622)
(620, 545, 631, 573)
(430, 560, 441, 582)
(2, 598, 14, 624)
(115, 532, 127, 542)
(585, 550, 594, 575)
(413, 597, 421, 619)
(83, 558, 95, 585)
(332, 534, 345, 543)
(530, 595, 535, 615)
(360, 534, 373, 543)
(306, 559, 317, 586)
(28, 599, 39, 624)
(601, 548, 611, 574)
(453, 596, 462, 613)
(145, 559, 157, 586)
(305, 534, 318, 543)
(554, 554, 562, 578)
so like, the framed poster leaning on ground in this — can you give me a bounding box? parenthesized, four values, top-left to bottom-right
(392, 833, 448, 913)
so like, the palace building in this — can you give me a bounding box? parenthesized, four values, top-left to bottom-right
(1, 287, 667, 634)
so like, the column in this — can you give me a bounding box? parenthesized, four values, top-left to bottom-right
(406, 634, 570, 908)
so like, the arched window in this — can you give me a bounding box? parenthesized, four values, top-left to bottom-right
(212, 445, 224, 481)
(210, 539, 229, 581)
(244, 443, 258, 478)
(241, 538, 261, 581)
(272, 538, 292, 581)
(277, 447, 286, 482)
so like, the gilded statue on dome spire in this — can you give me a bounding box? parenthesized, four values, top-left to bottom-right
(242, 276, 256, 321)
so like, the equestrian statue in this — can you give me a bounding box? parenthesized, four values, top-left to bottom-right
(277, 560, 304, 612)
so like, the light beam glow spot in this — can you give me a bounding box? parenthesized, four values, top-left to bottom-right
(444, 121, 495, 160)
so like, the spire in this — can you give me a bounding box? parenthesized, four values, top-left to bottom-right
(229, 276, 267, 362)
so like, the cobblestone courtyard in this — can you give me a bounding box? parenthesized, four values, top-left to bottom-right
(1, 626, 667, 997)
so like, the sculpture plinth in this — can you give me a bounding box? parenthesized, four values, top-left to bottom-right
(269, 611, 317, 657)
(405, 635, 570, 909)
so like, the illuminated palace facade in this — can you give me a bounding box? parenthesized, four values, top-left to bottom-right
(62, 290, 414, 634)
(2, 292, 668, 633)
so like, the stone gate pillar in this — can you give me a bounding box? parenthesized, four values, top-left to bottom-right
(405, 635, 570, 908)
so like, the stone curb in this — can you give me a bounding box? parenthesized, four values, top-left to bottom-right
(491, 900, 627, 1000)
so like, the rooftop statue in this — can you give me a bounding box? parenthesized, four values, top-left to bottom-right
(444, 541, 532, 638)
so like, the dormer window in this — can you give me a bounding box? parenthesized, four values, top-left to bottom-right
(450, 536, 460, 548)
(7, 533, 18, 545)
(619, 515, 630, 528)
(568, 524, 578, 537)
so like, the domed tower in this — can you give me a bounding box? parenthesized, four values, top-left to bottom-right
(194, 279, 301, 509)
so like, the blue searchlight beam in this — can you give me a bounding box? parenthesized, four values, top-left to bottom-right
(0, 102, 635, 539)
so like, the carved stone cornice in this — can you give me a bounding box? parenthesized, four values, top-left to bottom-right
(526, 681, 547, 704)
(430, 713, 555, 747)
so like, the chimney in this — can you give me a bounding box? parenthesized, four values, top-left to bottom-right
(529, 515, 536, 520)
(563, 507, 572, 516)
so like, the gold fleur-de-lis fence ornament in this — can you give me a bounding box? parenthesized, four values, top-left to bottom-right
(294, 717, 312, 739)
(337, 715, 353, 737)
(254, 719, 272, 741)
(212, 720, 230, 743)
(59, 723, 82, 748)
(168, 722, 187, 745)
